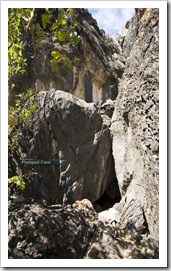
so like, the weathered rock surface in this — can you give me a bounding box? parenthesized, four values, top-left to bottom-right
(9, 90, 120, 205)
(8, 197, 158, 259)
(111, 8, 159, 241)
(113, 10, 138, 59)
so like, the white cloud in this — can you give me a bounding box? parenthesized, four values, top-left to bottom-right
(88, 8, 135, 36)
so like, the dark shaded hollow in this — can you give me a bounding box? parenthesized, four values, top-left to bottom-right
(84, 71, 93, 103)
(92, 151, 121, 213)
(123, 112, 129, 127)
(93, 191, 121, 213)
(93, 169, 121, 213)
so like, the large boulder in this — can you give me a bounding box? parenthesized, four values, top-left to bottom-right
(9, 90, 120, 205)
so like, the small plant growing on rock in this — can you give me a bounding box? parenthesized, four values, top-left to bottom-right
(8, 172, 38, 191)
(8, 88, 38, 131)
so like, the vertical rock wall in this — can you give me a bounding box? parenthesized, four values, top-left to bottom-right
(111, 8, 159, 240)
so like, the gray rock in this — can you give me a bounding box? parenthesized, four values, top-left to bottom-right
(111, 8, 159, 241)
(122, 14, 139, 58)
(9, 90, 120, 205)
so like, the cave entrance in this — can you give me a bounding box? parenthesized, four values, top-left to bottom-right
(93, 180, 121, 213)
(92, 153, 122, 213)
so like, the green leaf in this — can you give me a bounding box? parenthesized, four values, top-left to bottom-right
(61, 19, 67, 27)
(73, 21, 78, 27)
(50, 58, 57, 64)
(57, 30, 67, 42)
(67, 60, 73, 70)
(42, 13, 50, 29)
(61, 55, 69, 62)
(36, 37, 43, 48)
(36, 24, 44, 37)
(71, 34, 80, 45)
(16, 12, 21, 19)
(19, 182, 25, 190)
(24, 110, 29, 118)
(66, 8, 73, 15)
(16, 19, 20, 27)
(50, 21, 60, 31)
(51, 50, 61, 59)
(14, 44, 22, 49)
(8, 175, 25, 190)
(57, 12, 64, 23)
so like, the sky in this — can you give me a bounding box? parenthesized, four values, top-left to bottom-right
(88, 8, 135, 36)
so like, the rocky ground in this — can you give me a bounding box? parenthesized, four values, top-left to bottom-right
(8, 197, 158, 259)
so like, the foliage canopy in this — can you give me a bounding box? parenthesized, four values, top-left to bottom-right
(8, 8, 80, 76)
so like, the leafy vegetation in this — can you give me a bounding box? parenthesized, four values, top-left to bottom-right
(8, 172, 38, 190)
(8, 8, 80, 76)
(8, 88, 38, 131)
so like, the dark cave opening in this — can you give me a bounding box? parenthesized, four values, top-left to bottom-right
(92, 153, 122, 213)
(93, 180, 121, 213)
(93, 190, 121, 213)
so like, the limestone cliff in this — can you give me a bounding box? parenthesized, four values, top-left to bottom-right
(8, 8, 159, 259)
(111, 8, 159, 241)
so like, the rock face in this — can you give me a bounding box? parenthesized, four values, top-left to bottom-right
(8, 8, 159, 258)
(111, 8, 159, 240)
